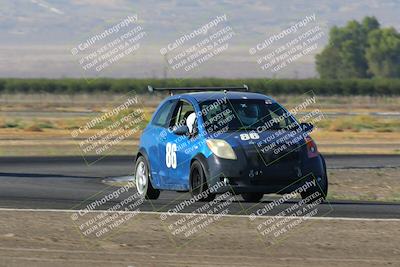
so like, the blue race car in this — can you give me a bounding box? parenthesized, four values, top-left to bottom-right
(134, 85, 328, 202)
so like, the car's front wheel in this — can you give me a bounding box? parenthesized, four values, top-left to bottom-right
(301, 156, 328, 202)
(241, 193, 264, 202)
(134, 156, 160, 200)
(190, 161, 215, 201)
(300, 176, 328, 203)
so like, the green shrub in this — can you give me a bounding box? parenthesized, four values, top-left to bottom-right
(0, 78, 400, 95)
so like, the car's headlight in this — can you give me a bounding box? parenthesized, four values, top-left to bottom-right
(206, 139, 237, 160)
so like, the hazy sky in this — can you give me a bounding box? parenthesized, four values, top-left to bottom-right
(0, 0, 399, 78)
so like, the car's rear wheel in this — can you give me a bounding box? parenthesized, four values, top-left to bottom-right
(241, 193, 264, 202)
(134, 156, 160, 200)
(190, 161, 215, 201)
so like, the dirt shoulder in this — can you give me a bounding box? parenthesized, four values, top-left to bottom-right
(328, 168, 400, 202)
(0, 210, 399, 267)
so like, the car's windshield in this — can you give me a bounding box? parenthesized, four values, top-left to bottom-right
(199, 99, 298, 133)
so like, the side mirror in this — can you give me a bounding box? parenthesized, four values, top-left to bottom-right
(300, 122, 314, 133)
(173, 125, 190, 136)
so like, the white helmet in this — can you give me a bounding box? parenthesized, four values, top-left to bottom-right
(186, 112, 197, 133)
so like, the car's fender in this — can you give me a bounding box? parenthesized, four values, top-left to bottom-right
(191, 153, 211, 186)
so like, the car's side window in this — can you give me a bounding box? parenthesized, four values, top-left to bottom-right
(152, 100, 176, 128)
(178, 101, 196, 126)
(169, 103, 182, 128)
(170, 100, 197, 133)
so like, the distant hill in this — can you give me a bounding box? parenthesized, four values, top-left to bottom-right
(0, 0, 399, 78)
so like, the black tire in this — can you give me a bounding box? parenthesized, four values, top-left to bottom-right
(300, 183, 326, 203)
(320, 155, 329, 197)
(300, 166, 328, 203)
(241, 193, 264, 202)
(190, 161, 216, 201)
(134, 156, 160, 200)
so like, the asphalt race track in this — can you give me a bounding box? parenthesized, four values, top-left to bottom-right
(0, 155, 399, 219)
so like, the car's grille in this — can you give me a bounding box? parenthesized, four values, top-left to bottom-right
(263, 147, 300, 163)
(243, 145, 301, 167)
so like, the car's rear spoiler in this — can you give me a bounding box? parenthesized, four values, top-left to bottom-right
(147, 85, 249, 95)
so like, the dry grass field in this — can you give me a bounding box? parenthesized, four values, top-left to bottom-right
(1, 93, 399, 156)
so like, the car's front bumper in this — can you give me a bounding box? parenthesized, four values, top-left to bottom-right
(202, 151, 326, 195)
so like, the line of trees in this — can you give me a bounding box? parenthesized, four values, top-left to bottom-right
(316, 17, 400, 79)
(1, 78, 399, 95)
(1, 17, 399, 96)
